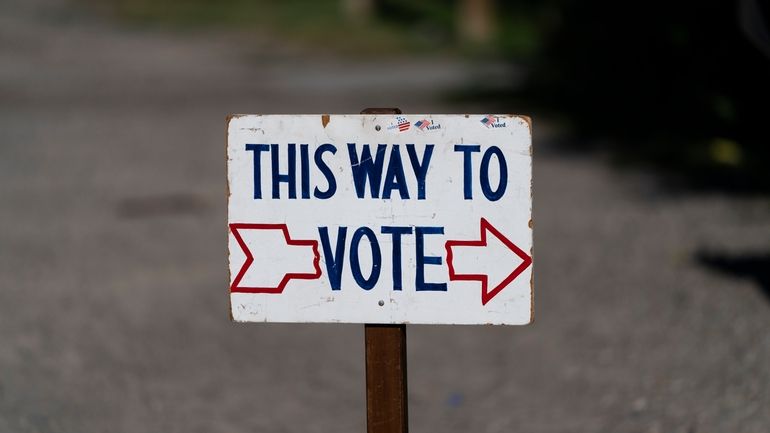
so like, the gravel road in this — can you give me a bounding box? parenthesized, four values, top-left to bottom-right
(1, 1, 769, 432)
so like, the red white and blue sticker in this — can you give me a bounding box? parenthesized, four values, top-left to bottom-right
(481, 114, 507, 128)
(227, 114, 533, 325)
(386, 116, 411, 132)
(414, 118, 441, 131)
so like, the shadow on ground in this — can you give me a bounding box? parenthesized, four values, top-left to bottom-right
(697, 250, 770, 301)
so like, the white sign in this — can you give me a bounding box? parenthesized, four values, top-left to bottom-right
(227, 114, 533, 325)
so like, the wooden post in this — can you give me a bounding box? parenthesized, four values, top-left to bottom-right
(361, 107, 408, 433)
(365, 324, 408, 433)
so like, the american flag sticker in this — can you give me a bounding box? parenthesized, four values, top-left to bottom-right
(396, 116, 410, 132)
(415, 119, 431, 130)
(481, 114, 497, 127)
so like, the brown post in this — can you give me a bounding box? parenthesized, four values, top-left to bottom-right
(365, 324, 408, 433)
(360, 108, 408, 433)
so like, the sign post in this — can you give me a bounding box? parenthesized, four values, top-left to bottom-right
(226, 108, 533, 432)
(361, 108, 409, 433)
(365, 323, 408, 433)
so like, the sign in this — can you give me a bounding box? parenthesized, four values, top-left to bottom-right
(227, 114, 533, 325)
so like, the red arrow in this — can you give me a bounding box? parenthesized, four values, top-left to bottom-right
(229, 223, 321, 293)
(445, 218, 532, 305)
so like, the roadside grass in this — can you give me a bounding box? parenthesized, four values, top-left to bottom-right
(82, 0, 453, 56)
(77, 0, 543, 58)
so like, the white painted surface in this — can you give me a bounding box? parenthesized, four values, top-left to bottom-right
(227, 114, 532, 325)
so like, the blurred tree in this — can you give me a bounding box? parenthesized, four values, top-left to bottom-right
(343, 0, 375, 24)
(458, 0, 495, 44)
(519, 0, 770, 192)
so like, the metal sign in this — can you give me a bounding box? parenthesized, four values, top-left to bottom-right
(227, 114, 533, 325)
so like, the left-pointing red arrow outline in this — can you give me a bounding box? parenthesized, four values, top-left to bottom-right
(229, 223, 322, 293)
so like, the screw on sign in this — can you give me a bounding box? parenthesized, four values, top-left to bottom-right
(226, 109, 533, 432)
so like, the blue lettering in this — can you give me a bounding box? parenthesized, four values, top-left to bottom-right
(350, 227, 381, 290)
(415, 226, 447, 291)
(271, 143, 296, 199)
(318, 226, 347, 290)
(406, 144, 434, 200)
(381, 226, 413, 290)
(348, 143, 387, 198)
(300, 144, 310, 199)
(245, 144, 269, 199)
(480, 146, 508, 201)
(314, 144, 337, 199)
(454, 145, 480, 200)
(382, 145, 409, 199)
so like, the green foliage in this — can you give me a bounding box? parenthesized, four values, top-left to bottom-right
(90, 0, 544, 57)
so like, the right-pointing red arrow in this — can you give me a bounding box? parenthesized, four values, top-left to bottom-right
(445, 218, 532, 305)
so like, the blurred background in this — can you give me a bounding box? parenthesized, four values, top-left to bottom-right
(1, 0, 769, 432)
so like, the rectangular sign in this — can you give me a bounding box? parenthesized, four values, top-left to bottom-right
(227, 114, 533, 325)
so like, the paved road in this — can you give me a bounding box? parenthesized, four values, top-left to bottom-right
(2, 1, 769, 432)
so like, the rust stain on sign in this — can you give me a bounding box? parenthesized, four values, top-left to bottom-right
(321, 114, 330, 128)
(518, 114, 533, 130)
(226, 115, 234, 315)
(530, 271, 535, 323)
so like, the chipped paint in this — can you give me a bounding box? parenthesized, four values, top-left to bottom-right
(530, 270, 535, 323)
(225, 115, 234, 318)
